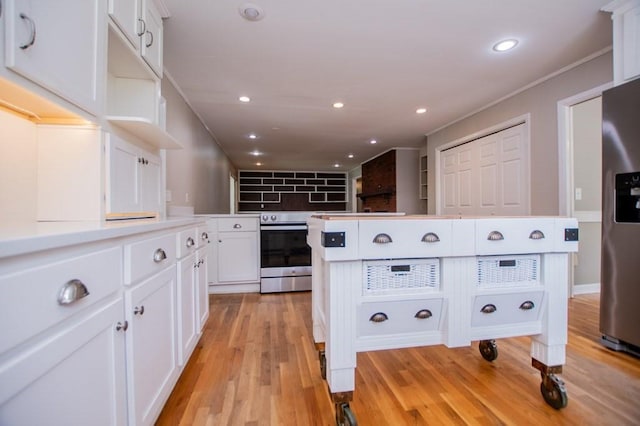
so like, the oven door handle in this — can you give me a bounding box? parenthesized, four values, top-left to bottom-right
(261, 225, 308, 231)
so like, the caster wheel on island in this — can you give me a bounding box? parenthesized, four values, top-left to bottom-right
(479, 339, 498, 362)
(335, 403, 357, 426)
(540, 374, 568, 409)
(319, 350, 326, 380)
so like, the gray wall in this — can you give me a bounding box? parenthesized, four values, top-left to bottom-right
(163, 77, 236, 214)
(425, 51, 613, 215)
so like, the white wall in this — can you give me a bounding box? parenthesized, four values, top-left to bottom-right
(162, 77, 236, 214)
(0, 110, 37, 222)
(426, 51, 613, 215)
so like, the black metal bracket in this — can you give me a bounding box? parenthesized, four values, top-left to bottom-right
(321, 231, 346, 247)
(564, 228, 579, 242)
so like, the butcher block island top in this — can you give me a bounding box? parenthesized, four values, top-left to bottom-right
(307, 214, 579, 423)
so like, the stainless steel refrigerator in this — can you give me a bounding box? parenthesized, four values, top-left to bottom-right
(600, 77, 640, 355)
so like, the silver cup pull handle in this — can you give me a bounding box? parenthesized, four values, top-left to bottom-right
(153, 248, 167, 263)
(57, 279, 90, 305)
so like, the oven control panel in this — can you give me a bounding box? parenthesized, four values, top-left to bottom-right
(260, 212, 313, 225)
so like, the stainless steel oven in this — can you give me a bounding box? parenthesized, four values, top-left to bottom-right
(260, 212, 312, 293)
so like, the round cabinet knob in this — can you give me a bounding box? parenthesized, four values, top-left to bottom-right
(262, 215, 268, 222)
(233, 223, 242, 229)
(134, 305, 145, 315)
(116, 321, 129, 332)
(201, 232, 209, 241)
(270, 215, 277, 221)
(186, 237, 195, 248)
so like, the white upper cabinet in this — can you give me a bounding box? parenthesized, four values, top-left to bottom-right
(108, 0, 163, 78)
(603, 0, 640, 84)
(108, 0, 142, 47)
(4, 0, 106, 116)
(140, 1, 163, 77)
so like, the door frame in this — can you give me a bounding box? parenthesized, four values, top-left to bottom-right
(557, 82, 612, 216)
(434, 113, 531, 215)
(556, 81, 612, 296)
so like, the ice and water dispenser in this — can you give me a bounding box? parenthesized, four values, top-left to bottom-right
(615, 171, 640, 223)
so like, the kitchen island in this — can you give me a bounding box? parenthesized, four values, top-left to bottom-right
(307, 214, 578, 425)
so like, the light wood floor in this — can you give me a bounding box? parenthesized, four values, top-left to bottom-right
(157, 292, 640, 425)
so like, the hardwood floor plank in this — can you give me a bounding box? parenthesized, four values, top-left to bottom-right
(157, 292, 640, 425)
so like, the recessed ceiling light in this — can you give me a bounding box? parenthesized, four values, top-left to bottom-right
(251, 150, 261, 156)
(370, 139, 377, 144)
(416, 108, 427, 114)
(256, 162, 262, 166)
(239, 3, 264, 21)
(334, 163, 340, 168)
(347, 154, 354, 159)
(239, 96, 251, 103)
(333, 102, 344, 109)
(492, 39, 518, 52)
(248, 133, 257, 139)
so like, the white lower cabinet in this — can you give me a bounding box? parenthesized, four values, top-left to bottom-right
(0, 222, 211, 425)
(177, 251, 198, 366)
(0, 298, 127, 426)
(196, 244, 210, 330)
(124, 260, 178, 426)
(208, 217, 260, 287)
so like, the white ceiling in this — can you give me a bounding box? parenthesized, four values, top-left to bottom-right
(161, 0, 612, 172)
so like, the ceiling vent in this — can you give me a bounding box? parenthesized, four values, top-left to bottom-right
(239, 3, 265, 21)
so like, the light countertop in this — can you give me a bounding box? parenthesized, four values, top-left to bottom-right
(0, 217, 206, 259)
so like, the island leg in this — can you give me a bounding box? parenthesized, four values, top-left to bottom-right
(531, 252, 570, 409)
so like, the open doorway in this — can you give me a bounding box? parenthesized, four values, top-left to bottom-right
(558, 82, 612, 296)
(229, 174, 237, 214)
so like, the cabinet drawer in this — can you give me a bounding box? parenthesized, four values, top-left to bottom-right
(176, 228, 197, 259)
(357, 299, 443, 338)
(358, 219, 453, 259)
(124, 233, 176, 284)
(475, 218, 554, 255)
(471, 291, 544, 327)
(0, 246, 122, 355)
(217, 217, 258, 232)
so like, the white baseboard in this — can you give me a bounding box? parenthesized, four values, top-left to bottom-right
(208, 282, 260, 294)
(572, 283, 600, 295)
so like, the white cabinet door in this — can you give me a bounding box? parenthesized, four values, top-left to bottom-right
(197, 246, 209, 329)
(106, 133, 162, 217)
(177, 252, 198, 366)
(217, 231, 259, 283)
(108, 0, 142, 47)
(140, 150, 162, 214)
(140, 0, 163, 77)
(5, 0, 105, 115)
(125, 266, 178, 426)
(107, 133, 140, 214)
(0, 298, 127, 426)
